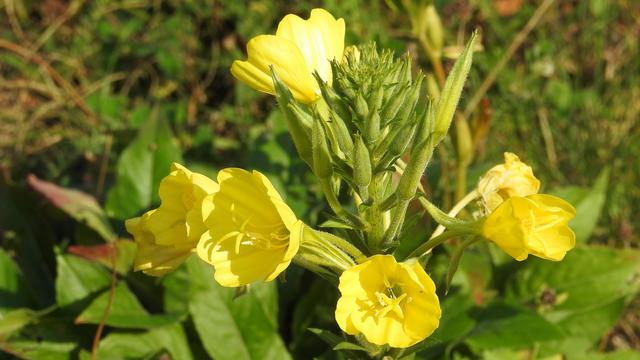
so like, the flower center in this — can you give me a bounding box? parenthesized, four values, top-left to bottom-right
(371, 277, 410, 320)
(218, 213, 290, 254)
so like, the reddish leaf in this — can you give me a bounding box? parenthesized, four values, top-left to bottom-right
(27, 174, 115, 241)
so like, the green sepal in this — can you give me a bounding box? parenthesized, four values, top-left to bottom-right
(272, 68, 313, 166)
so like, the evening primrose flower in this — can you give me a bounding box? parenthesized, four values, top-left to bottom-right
(126, 163, 219, 276)
(481, 194, 576, 261)
(477, 152, 540, 211)
(335, 255, 441, 348)
(197, 168, 303, 287)
(231, 8, 345, 103)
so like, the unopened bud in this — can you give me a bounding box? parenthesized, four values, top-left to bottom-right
(434, 33, 476, 144)
(355, 93, 369, 121)
(353, 135, 372, 199)
(312, 118, 333, 179)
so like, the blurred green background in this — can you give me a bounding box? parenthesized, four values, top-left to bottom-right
(0, 0, 638, 359)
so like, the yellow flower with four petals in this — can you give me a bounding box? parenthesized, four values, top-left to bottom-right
(335, 255, 441, 348)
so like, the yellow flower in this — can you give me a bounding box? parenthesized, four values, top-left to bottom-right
(126, 163, 219, 276)
(477, 152, 540, 211)
(230, 8, 345, 104)
(335, 255, 441, 348)
(197, 168, 303, 287)
(481, 194, 576, 261)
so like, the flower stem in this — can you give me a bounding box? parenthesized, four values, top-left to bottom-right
(320, 179, 366, 229)
(426, 189, 479, 239)
(407, 229, 471, 259)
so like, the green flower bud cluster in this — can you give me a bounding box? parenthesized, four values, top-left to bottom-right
(272, 34, 476, 253)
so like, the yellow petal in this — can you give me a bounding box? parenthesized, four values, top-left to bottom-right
(276, 8, 345, 84)
(230, 35, 318, 103)
(134, 241, 192, 276)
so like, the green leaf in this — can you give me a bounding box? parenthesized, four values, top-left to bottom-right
(464, 303, 565, 351)
(75, 282, 183, 328)
(0, 340, 76, 360)
(333, 342, 369, 352)
(0, 308, 38, 340)
(506, 247, 640, 352)
(94, 323, 192, 360)
(105, 111, 182, 219)
(26, 175, 115, 241)
(506, 247, 640, 315)
(186, 258, 291, 360)
(162, 265, 191, 315)
(0, 249, 32, 313)
(55, 254, 111, 308)
(552, 168, 609, 243)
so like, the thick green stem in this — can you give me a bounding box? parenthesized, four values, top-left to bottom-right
(382, 199, 410, 248)
(292, 256, 338, 284)
(427, 189, 479, 239)
(407, 229, 471, 259)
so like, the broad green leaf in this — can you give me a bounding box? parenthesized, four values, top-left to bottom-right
(506, 247, 640, 354)
(552, 168, 609, 243)
(464, 303, 565, 351)
(506, 247, 640, 315)
(162, 265, 191, 315)
(0, 308, 38, 341)
(94, 323, 192, 360)
(186, 258, 291, 360)
(0, 249, 32, 312)
(536, 298, 627, 357)
(55, 254, 111, 308)
(75, 281, 183, 328)
(105, 112, 182, 219)
(26, 174, 115, 241)
(0, 340, 75, 360)
(433, 32, 476, 141)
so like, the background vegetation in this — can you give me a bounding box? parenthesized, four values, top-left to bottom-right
(0, 0, 638, 359)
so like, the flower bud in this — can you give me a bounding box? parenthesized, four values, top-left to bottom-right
(353, 135, 372, 196)
(312, 117, 334, 179)
(355, 93, 369, 121)
(433, 33, 476, 143)
(424, 5, 444, 55)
